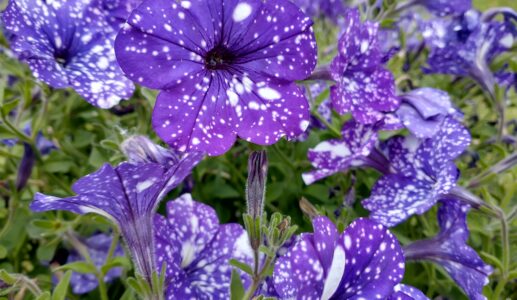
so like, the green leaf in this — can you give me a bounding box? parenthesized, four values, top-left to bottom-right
(229, 259, 254, 275)
(51, 270, 72, 300)
(230, 269, 245, 300)
(1, 98, 19, 116)
(0, 270, 16, 285)
(36, 292, 51, 300)
(54, 261, 97, 274)
(101, 256, 131, 275)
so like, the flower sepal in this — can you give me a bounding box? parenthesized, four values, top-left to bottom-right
(127, 263, 166, 300)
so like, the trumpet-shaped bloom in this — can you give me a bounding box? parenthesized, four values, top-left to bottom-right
(273, 217, 406, 299)
(115, 0, 317, 156)
(154, 194, 253, 299)
(364, 117, 471, 227)
(302, 118, 400, 184)
(396, 88, 460, 138)
(404, 200, 493, 300)
(31, 152, 203, 281)
(2, 0, 135, 108)
(330, 9, 400, 124)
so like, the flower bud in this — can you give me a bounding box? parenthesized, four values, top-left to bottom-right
(246, 151, 268, 220)
(16, 143, 35, 191)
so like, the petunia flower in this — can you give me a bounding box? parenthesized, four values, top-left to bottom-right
(330, 9, 400, 124)
(2, 126, 56, 190)
(290, 0, 347, 23)
(31, 152, 204, 284)
(120, 135, 179, 166)
(154, 194, 253, 299)
(404, 200, 493, 300)
(421, 9, 515, 94)
(99, 0, 142, 30)
(396, 87, 461, 138)
(363, 116, 471, 227)
(66, 233, 124, 294)
(2, 0, 135, 108)
(115, 0, 317, 156)
(272, 216, 407, 299)
(417, 0, 471, 16)
(387, 284, 429, 300)
(302, 118, 400, 185)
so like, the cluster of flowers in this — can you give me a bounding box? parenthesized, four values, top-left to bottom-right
(2, 0, 515, 299)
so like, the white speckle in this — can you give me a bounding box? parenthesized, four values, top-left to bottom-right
(321, 245, 346, 300)
(233, 3, 252, 22)
(258, 87, 281, 100)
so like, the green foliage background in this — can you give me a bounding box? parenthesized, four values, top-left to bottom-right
(0, 0, 516, 299)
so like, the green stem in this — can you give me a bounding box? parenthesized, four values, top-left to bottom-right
(0, 188, 19, 240)
(492, 208, 510, 299)
(243, 255, 274, 300)
(97, 275, 109, 300)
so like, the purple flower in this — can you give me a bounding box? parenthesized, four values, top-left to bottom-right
(115, 0, 317, 156)
(378, 12, 422, 62)
(396, 88, 461, 138)
(387, 284, 429, 300)
(100, 0, 142, 30)
(31, 152, 203, 283)
(67, 233, 124, 294)
(404, 200, 493, 300)
(120, 135, 180, 166)
(330, 9, 400, 124)
(364, 117, 471, 227)
(273, 216, 406, 299)
(2, 127, 56, 190)
(418, 0, 471, 16)
(302, 118, 399, 185)
(154, 194, 253, 299)
(2, 0, 135, 108)
(422, 10, 515, 92)
(290, 0, 347, 23)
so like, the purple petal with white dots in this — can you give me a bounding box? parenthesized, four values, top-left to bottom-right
(115, 0, 317, 155)
(330, 9, 400, 124)
(273, 217, 345, 300)
(67, 233, 124, 294)
(387, 284, 430, 300)
(404, 200, 493, 300)
(155, 194, 253, 299)
(397, 88, 459, 138)
(334, 218, 405, 299)
(31, 153, 202, 280)
(302, 120, 380, 184)
(420, 0, 471, 16)
(2, 0, 135, 108)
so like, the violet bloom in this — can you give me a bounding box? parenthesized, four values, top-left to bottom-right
(396, 88, 461, 138)
(115, 0, 317, 156)
(273, 216, 406, 299)
(290, 0, 347, 23)
(404, 200, 493, 300)
(363, 117, 471, 227)
(2, 0, 134, 108)
(417, 0, 471, 16)
(100, 0, 142, 30)
(154, 194, 253, 299)
(31, 152, 203, 283)
(2, 128, 55, 190)
(387, 284, 429, 300)
(67, 233, 124, 294)
(302, 118, 400, 185)
(421, 9, 515, 93)
(120, 135, 179, 166)
(330, 9, 400, 124)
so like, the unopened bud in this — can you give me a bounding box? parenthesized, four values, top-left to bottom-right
(246, 151, 268, 220)
(16, 143, 35, 191)
(299, 197, 319, 219)
(121, 135, 178, 166)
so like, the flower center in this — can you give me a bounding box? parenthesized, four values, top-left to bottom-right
(54, 51, 70, 67)
(205, 46, 235, 70)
